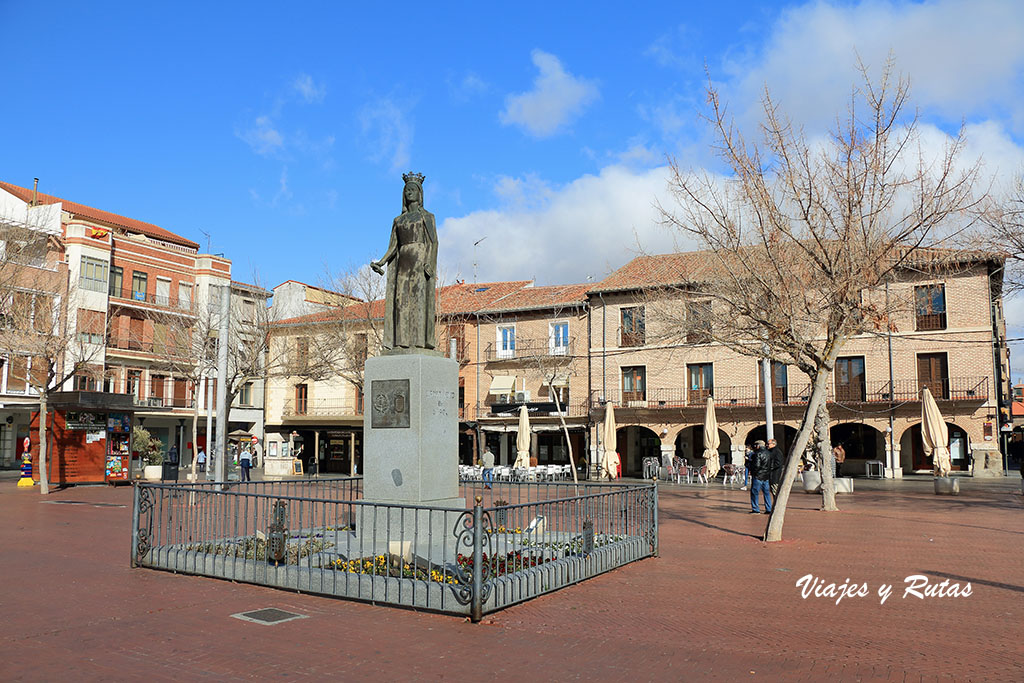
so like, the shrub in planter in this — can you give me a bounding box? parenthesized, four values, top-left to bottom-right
(133, 426, 163, 466)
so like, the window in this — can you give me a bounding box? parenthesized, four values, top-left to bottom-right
(622, 366, 646, 402)
(688, 363, 713, 404)
(30, 356, 47, 389)
(77, 309, 105, 345)
(686, 300, 712, 344)
(173, 378, 188, 407)
(621, 306, 645, 347)
(156, 278, 171, 306)
(549, 321, 569, 355)
(74, 374, 97, 391)
(444, 324, 465, 361)
(80, 256, 109, 293)
(126, 369, 141, 398)
(150, 374, 166, 405)
(497, 325, 515, 359)
(239, 382, 253, 406)
(109, 266, 123, 297)
(178, 283, 192, 310)
(295, 337, 310, 372)
(33, 295, 54, 334)
(131, 271, 148, 301)
(769, 361, 789, 404)
(153, 322, 168, 354)
(915, 283, 947, 331)
(295, 383, 308, 415)
(8, 356, 28, 393)
(917, 353, 949, 400)
(835, 356, 866, 402)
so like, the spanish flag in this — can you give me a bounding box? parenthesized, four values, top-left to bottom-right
(88, 227, 109, 239)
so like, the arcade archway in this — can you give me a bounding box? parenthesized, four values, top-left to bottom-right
(616, 425, 661, 477)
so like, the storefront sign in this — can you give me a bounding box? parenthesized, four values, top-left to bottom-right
(66, 411, 104, 430)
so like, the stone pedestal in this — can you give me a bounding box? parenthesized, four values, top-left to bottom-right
(361, 354, 465, 555)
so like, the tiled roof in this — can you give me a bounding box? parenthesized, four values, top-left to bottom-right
(478, 283, 590, 314)
(271, 280, 535, 327)
(0, 180, 200, 250)
(590, 245, 1007, 294)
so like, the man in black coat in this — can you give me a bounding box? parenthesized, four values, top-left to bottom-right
(749, 440, 773, 514)
(767, 438, 785, 500)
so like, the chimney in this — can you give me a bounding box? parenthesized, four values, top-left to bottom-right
(31, 178, 39, 207)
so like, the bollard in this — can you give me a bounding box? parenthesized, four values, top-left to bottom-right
(471, 495, 483, 623)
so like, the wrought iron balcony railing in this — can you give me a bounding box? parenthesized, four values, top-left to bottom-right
(109, 286, 195, 312)
(483, 337, 575, 362)
(106, 336, 191, 358)
(282, 397, 364, 417)
(589, 376, 989, 410)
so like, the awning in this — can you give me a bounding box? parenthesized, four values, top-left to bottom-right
(488, 376, 516, 395)
(542, 374, 570, 387)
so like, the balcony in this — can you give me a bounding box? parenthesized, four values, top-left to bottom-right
(483, 337, 575, 362)
(133, 395, 195, 409)
(590, 376, 989, 410)
(106, 336, 192, 359)
(109, 286, 194, 313)
(282, 397, 364, 418)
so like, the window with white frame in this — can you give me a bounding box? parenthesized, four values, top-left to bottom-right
(178, 282, 192, 310)
(549, 321, 569, 355)
(80, 256, 109, 293)
(156, 278, 171, 306)
(497, 324, 515, 359)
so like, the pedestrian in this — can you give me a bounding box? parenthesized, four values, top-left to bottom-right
(481, 446, 495, 489)
(767, 438, 784, 500)
(749, 440, 773, 514)
(168, 444, 179, 465)
(196, 447, 206, 473)
(833, 442, 846, 477)
(741, 445, 754, 491)
(239, 445, 252, 482)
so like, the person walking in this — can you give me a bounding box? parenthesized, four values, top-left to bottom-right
(749, 440, 773, 514)
(833, 442, 846, 477)
(481, 446, 495, 489)
(767, 438, 784, 500)
(196, 447, 206, 473)
(239, 445, 252, 482)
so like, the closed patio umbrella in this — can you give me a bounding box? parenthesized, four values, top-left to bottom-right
(921, 387, 951, 476)
(514, 405, 531, 469)
(702, 396, 721, 479)
(601, 402, 619, 480)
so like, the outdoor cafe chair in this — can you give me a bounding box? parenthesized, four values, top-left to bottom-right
(693, 465, 708, 484)
(722, 464, 738, 486)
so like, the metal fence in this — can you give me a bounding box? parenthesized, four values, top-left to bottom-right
(131, 476, 657, 621)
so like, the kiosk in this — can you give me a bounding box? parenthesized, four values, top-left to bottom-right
(29, 391, 136, 485)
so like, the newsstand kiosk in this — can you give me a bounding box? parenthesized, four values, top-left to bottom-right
(30, 391, 136, 486)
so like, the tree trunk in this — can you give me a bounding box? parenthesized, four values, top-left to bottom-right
(764, 368, 831, 542)
(38, 391, 49, 495)
(815, 401, 839, 512)
(551, 392, 578, 485)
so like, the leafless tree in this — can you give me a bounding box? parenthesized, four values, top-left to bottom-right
(0, 216, 102, 494)
(988, 174, 1024, 294)
(656, 58, 986, 541)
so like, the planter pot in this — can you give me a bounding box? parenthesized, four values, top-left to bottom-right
(143, 465, 163, 481)
(934, 477, 960, 495)
(834, 477, 854, 493)
(801, 471, 822, 493)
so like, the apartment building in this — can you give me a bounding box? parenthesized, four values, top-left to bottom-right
(0, 187, 66, 467)
(587, 250, 1010, 478)
(0, 180, 258, 465)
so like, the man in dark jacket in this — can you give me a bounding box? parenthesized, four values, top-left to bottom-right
(749, 440, 773, 514)
(767, 438, 784, 499)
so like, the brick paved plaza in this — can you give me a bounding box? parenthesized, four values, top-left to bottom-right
(2, 476, 1022, 681)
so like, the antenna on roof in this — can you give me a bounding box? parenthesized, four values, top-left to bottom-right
(472, 236, 487, 286)
(199, 228, 212, 253)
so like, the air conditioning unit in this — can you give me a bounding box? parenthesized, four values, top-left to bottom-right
(147, 397, 164, 407)
(515, 390, 531, 403)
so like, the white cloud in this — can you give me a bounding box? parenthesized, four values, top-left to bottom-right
(500, 50, 599, 137)
(448, 72, 489, 102)
(359, 97, 414, 172)
(237, 115, 284, 156)
(438, 165, 688, 285)
(722, 0, 1024, 130)
(293, 73, 326, 104)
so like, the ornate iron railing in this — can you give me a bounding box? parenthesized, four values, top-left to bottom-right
(483, 337, 576, 362)
(131, 477, 656, 622)
(282, 397, 364, 417)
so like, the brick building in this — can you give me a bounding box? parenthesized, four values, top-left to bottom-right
(0, 180, 259, 468)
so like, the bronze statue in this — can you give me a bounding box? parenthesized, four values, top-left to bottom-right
(371, 172, 438, 353)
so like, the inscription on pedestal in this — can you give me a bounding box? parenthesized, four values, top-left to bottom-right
(371, 379, 411, 429)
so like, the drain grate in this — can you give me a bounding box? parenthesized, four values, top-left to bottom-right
(231, 608, 308, 626)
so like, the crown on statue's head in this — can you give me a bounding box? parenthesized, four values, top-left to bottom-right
(402, 172, 426, 185)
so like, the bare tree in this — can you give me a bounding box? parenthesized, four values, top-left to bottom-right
(988, 174, 1024, 293)
(657, 59, 986, 541)
(0, 216, 102, 494)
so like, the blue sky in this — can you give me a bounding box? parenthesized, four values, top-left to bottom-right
(2, 1, 1023, 376)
